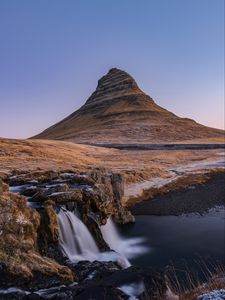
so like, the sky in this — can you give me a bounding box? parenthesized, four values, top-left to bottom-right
(0, 0, 224, 139)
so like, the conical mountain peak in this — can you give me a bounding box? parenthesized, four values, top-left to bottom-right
(34, 68, 224, 144)
(86, 68, 143, 104)
(98, 68, 139, 88)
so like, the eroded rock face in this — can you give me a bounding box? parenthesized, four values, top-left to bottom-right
(37, 200, 59, 256)
(0, 173, 176, 299)
(8, 170, 134, 253)
(80, 172, 134, 227)
(0, 179, 74, 288)
(0, 170, 135, 290)
(0, 265, 170, 300)
(9, 170, 60, 186)
(10, 170, 134, 225)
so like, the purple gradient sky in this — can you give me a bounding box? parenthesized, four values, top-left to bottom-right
(0, 0, 224, 139)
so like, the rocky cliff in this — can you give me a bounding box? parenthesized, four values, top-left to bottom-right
(33, 68, 224, 143)
(1, 171, 174, 299)
(0, 171, 135, 287)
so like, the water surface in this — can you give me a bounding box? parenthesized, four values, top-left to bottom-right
(119, 208, 225, 278)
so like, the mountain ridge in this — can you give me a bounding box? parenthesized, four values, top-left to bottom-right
(33, 68, 224, 144)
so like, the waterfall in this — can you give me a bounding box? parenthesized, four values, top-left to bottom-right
(58, 209, 131, 268)
(58, 209, 99, 262)
(101, 217, 148, 259)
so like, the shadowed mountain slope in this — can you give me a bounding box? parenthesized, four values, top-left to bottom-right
(33, 68, 224, 144)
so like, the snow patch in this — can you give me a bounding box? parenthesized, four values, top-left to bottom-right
(124, 175, 177, 199)
(0, 287, 30, 295)
(124, 157, 225, 200)
(197, 289, 225, 300)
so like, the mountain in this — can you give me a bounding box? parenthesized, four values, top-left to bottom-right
(33, 68, 224, 144)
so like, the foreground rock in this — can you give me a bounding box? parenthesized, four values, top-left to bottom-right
(0, 170, 135, 285)
(0, 265, 173, 300)
(9, 170, 134, 226)
(1, 169, 224, 300)
(0, 178, 74, 290)
(0, 172, 173, 299)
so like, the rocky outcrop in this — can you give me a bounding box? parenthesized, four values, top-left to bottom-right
(0, 265, 171, 300)
(33, 68, 224, 143)
(9, 170, 60, 186)
(0, 170, 138, 294)
(7, 170, 134, 253)
(0, 179, 74, 289)
(9, 170, 134, 225)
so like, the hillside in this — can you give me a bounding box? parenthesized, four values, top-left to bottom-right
(33, 68, 224, 144)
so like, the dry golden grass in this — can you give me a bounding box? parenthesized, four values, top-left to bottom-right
(0, 138, 110, 174)
(0, 138, 223, 185)
(169, 137, 225, 144)
(166, 260, 225, 300)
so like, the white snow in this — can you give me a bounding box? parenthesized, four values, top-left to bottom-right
(124, 156, 225, 201)
(9, 184, 31, 193)
(124, 174, 177, 200)
(197, 289, 225, 300)
(35, 285, 66, 296)
(0, 287, 30, 295)
(49, 191, 71, 196)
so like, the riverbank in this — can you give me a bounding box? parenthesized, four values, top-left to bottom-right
(131, 170, 225, 216)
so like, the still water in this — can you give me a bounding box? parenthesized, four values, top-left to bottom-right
(119, 208, 225, 278)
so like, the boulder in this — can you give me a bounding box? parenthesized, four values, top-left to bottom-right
(9, 171, 60, 186)
(31, 184, 70, 202)
(48, 190, 82, 203)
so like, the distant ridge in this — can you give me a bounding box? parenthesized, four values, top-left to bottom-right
(33, 68, 224, 144)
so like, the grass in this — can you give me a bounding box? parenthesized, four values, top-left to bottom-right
(165, 257, 225, 299)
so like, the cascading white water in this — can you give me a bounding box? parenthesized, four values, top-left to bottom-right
(58, 209, 99, 262)
(101, 217, 148, 259)
(58, 209, 131, 268)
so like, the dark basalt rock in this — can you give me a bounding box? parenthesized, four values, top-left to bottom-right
(9, 171, 60, 186)
(2, 170, 138, 299)
(70, 260, 121, 282)
(66, 174, 95, 186)
(11, 171, 133, 226)
(23, 186, 38, 197)
(73, 284, 128, 300)
(81, 215, 110, 251)
(1, 265, 168, 300)
(36, 200, 59, 257)
(11, 170, 134, 259)
(48, 190, 83, 203)
(31, 184, 70, 202)
(103, 266, 167, 299)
